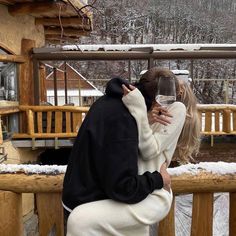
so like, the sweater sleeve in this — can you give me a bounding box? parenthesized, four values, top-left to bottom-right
(122, 89, 186, 162)
(99, 112, 163, 204)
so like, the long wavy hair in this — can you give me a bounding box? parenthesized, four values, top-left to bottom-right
(138, 67, 201, 163)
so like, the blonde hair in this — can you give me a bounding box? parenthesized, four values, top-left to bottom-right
(175, 82, 201, 163)
(139, 67, 201, 163)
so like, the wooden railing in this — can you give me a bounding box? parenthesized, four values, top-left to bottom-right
(0, 170, 235, 236)
(13, 105, 89, 139)
(11, 104, 236, 142)
(197, 104, 236, 136)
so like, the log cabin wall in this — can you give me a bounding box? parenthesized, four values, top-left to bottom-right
(0, 5, 44, 55)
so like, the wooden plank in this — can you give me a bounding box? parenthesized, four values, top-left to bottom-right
(0, 107, 20, 115)
(158, 195, 175, 236)
(0, 54, 26, 63)
(233, 112, 236, 132)
(13, 133, 77, 139)
(8, 2, 67, 16)
(19, 105, 89, 112)
(73, 112, 82, 132)
(36, 193, 64, 236)
(205, 112, 212, 132)
(46, 111, 52, 133)
(0, 116, 2, 145)
(55, 111, 63, 133)
(191, 193, 213, 236)
(44, 27, 90, 37)
(37, 112, 43, 133)
(65, 112, 71, 133)
(35, 17, 91, 30)
(214, 111, 220, 131)
(0, 191, 23, 236)
(39, 64, 47, 102)
(223, 109, 231, 133)
(198, 111, 202, 132)
(27, 110, 34, 135)
(229, 192, 236, 236)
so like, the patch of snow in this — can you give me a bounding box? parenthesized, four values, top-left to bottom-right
(168, 162, 236, 176)
(0, 162, 235, 176)
(0, 164, 67, 175)
(62, 44, 236, 52)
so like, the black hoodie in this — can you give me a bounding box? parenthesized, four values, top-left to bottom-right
(62, 78, 163, 210)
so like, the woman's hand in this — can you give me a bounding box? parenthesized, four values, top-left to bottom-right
(148, 104, 172, 125)
(122, 84, 136, 96)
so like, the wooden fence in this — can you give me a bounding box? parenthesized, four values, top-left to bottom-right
(198, 104, 236, 135)
(13, 105, 89, 139)
(0, 171, 236, 236)
(11, 105, 236, 142)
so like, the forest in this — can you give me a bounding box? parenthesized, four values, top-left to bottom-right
(70, 0, 236, 103)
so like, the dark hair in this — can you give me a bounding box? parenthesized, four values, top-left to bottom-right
(135, 67, 179, 110)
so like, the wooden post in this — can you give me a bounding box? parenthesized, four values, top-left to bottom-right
(64, 62, 68, 104)
(229, 193, 236, 236)
(223, 109, 231, 133)
(0, 191, 23, 236)
(78, 77, 82, 106)
(158, 195, 175, 236)
(205, 112, 212, 132)
(0, 116, 3, 145)
(53, 67, 58, 106)
(233, 112, 236, 132)
(191, 193, 213, 236)
(19, 39, 35, 105)
(36, 193, 64, 236)
(19, 39, 35, 132)
(39, 63, 47, 103)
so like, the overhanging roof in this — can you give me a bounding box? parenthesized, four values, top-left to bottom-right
(33, 44, 236, 60)
(0, 0, 92, 43)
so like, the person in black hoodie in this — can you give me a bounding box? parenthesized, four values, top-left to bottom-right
(62, 77, 171, 235)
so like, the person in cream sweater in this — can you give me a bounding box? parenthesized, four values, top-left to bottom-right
(66, 68, 200, 236)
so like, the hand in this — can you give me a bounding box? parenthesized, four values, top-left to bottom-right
(160, 162, 171, 193)
(147, 104, 172, 125)
(122, 84, 136, 96)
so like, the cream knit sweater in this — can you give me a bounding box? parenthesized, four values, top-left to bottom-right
(122, 88, 186, 172)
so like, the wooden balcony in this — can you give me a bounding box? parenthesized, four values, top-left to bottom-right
(0, 104, 235, 148)
(0, 167, 235, 236)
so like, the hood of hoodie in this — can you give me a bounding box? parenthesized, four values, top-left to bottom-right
(105, 77, 130, 98)
(105, 77, 152, 110)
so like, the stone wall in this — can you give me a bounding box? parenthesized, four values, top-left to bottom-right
(0, 5, 45, 54)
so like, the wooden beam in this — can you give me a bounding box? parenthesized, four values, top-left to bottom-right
(0, 172, 236, 193)
(8, 1, 67, 16)
(0, 107, 20, 115)
(33, 50, 236, 61)
(44, 27, 90, 37)
(35, 17, 91, 30)
(0, 54, 26, 63)
(45, 34, 81, 41)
